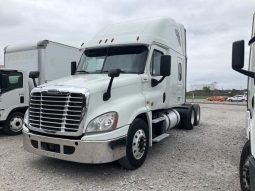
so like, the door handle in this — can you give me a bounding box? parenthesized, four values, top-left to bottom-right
(142, 77, 149, 82)
(252, 96, 254, 109)
(163, 92, 166, 103)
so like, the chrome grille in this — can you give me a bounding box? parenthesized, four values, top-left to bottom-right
(29, 91, 86, 133)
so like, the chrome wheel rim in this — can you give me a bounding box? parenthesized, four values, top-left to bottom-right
(241, 157, 250, 190)
(132, 129, 146, 160)
(10, 116, 23, 132)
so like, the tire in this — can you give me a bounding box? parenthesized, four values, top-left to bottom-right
(118, 118, 149, 170)
(240, 141, 251, 191)
(193, 104, 200, 126)
(3, 112, 24, 135)
(176, 105, 195, 130)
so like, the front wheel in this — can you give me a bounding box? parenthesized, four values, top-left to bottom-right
(3, 112, 24, 135)
(118, 118, 149, 170)
(240, 141, 251, 191)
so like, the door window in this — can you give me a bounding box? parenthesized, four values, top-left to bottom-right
(0, 71, 23, 94)
(150, 50, 163, 76)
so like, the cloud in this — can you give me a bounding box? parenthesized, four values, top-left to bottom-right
(0, 0, 254, 89)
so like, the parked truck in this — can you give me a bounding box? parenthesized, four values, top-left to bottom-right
(0, 40, 81, 135)
(23, 18, 201, 169)
(231, 14, 255, 191)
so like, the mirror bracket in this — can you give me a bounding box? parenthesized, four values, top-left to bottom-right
(103, 69, 121, 101)
(151, 76, 166, 87)
(249, 36, 255, 46)
(103, 77, 114, 101)
(233, 68, 255, 78)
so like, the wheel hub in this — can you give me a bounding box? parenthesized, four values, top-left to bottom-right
(132, 129, 146, 160)
(10, 116, 23, 132)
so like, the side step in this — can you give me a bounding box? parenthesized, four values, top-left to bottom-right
(152, 117, 165, 123)
(152, 133, 169, 143)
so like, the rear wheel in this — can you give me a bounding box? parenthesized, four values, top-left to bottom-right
(3, 112, 24, 135)
(240, 141, 251, 191)
(118, 118, 149, 170)
(177, 105, 195, 130)
(193, 104, 200, 126)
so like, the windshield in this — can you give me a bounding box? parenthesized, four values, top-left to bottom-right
(76, 45, 148, 74)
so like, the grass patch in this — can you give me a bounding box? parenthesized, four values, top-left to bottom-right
(186, 96, 208, 99)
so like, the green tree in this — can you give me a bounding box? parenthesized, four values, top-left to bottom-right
(203, 86, 211, 92)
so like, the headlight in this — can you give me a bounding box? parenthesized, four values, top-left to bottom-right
(86, 112, 118, 133)
(24, 109, 29, 125)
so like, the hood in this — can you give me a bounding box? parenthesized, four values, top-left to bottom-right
(39, 74, 142, 93)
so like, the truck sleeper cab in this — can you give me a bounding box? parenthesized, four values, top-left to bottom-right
(23, 18, 201, 169)
(231, 13, 255, 191)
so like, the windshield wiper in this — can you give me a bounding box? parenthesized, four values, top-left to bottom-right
(102, 69, 126, 73)
(76, 70, 90, 74)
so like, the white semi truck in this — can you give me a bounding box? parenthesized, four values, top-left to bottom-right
(23, 18, 201, 169)
(232, 14, 255, 191)
(0, 40, 81, 135)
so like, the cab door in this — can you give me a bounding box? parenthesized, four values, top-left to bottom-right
(0, 71, 25, 120)
(248, 15, 255, 114)
(141, 45, 168, 111)
(249, 14, 255, 166)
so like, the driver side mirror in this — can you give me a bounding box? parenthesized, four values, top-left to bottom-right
(232, 40, 245, 70)
(160, 55, 171, 76)
(108, 69, 121, 78)
(151, 55, 171, 87)
(71, 61, 77, 75)
(232, 40, 254, 78)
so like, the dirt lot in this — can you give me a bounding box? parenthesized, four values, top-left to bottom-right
(0, 104, 246, 191)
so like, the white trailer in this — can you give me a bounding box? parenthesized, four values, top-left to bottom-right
(0, 40, 82, 135)
(232, 14, 255, 191)
(23, 18, 201, 169)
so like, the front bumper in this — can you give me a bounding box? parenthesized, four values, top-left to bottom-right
(23, 130, 127, 164)
(250, 156, 255, 191)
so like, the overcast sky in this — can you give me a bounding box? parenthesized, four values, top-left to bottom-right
(0, 0, 254, 90)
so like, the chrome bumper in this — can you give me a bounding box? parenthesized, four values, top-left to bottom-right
(23, 130, 127, 164)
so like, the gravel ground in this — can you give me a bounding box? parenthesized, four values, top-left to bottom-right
(0, 104, 247, 191)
